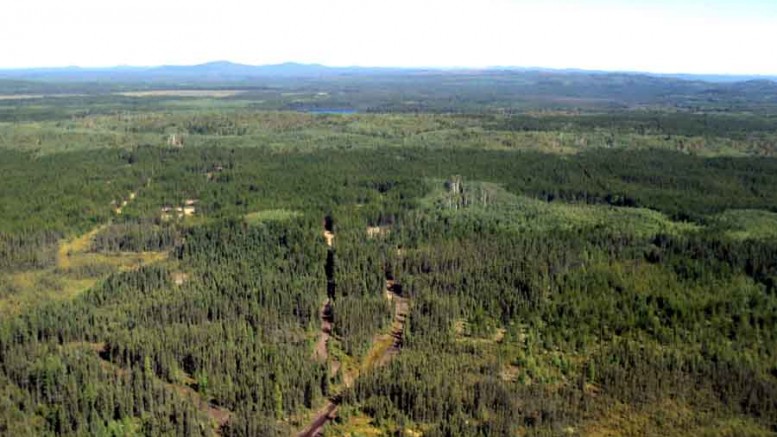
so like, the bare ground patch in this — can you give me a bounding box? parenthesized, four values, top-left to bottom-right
(324, 230, 335, 247)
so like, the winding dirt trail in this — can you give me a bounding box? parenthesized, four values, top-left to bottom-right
(301, 330, 336, 430)
(376, 281, 408, 367)
(298, 398, 340, 437)
(299, 226, 339, 437)
(314, 225, 336, 362)
(300, 290, 408, 437)
(298, 224, 409, 437)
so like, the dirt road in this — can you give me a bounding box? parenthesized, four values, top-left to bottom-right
(297, 399, 339, 437)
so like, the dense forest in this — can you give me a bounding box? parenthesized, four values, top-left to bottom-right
(1, 73, 777, 436)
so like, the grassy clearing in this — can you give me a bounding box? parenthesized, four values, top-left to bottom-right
(582, 398, 773, 437)
(0, 270, 98, 315)
(59, 225, 166, 271)
(711, 209, 777, 240)
(244, 209, 301, 224)
(453, 318, 506, 344)
(360, 334, 394, 371)
(327, 338, 356, 390)
(421, 180, 699, 236)
(61, 251, 167, 271)
(0, 122, 155, 153)
(0, 224, 167, 314)
(324, 408, 383, 437)
(58, 225, 107, 270)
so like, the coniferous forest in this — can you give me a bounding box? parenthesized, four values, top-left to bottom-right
(1, 71, 777, 436)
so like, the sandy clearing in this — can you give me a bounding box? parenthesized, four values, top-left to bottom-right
(172, 272, 189, 286)
(324, 231, 334, 247)
(500, 364, 520, 382)
(493, 327, 507, 343)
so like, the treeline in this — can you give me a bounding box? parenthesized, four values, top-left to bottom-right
(91, 222, 179, 253)
(0, 149, 130, 232)
(497, 111, 777, 141)
(109, 145, 777, 224)
(0, 230, 61, 272)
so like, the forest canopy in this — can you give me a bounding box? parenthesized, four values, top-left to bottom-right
(1, 72, 776, 436)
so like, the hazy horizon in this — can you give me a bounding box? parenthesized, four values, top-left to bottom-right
(2, 0, 777, 75)
(3, 60, 777, 80)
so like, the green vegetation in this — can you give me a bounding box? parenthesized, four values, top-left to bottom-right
(420, 180, 699, 236)
(1, 74, 776, 436)
(245, 209, 302, 224)
(711, 209, 777, 240)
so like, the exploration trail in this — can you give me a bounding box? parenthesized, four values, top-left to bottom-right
(376, 277, 408, 367)
(297, 219, 409, 437)
(313, 300, 333, 362)
(298, 219, 339, 437)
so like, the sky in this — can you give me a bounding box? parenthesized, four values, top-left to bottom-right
(1, 0, 776, 75)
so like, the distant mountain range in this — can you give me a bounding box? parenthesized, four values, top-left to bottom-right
(0, 62, 412, 82)
(0, 61, 775, 84)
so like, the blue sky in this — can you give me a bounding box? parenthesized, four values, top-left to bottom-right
(1, 0, 776, 74)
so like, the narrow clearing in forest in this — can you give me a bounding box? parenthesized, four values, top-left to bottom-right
(313, 299, 333, 361)
(366, 279, 408, 368)
(299, 224, 339, 437)
(298, 223, 409, 437)
(314, 222, 336, 363)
